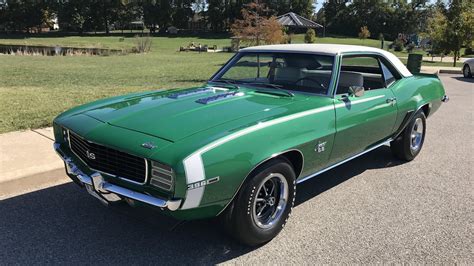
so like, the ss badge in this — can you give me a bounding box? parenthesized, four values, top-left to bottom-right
(315, 141, 327, 153)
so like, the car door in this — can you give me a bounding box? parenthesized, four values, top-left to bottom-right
(329, 54, 399, 163)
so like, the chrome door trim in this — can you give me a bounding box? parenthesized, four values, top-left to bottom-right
(296, 138, 392, 184)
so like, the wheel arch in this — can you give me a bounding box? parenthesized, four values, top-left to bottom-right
(421, 103, 431, 118)
(216, 149, 303, 216)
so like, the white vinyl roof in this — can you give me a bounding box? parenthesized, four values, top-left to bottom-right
(241, 44, 413, 77)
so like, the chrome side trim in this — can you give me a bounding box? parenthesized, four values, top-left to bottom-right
(296, 138, 392, 184)
(67, 129, 149, 185)
(54, 143, 181, 211)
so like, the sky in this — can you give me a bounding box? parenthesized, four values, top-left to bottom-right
(314, 0, 439, 12)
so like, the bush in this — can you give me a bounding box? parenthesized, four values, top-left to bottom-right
(133, 35, 152, 53)
(406, 43, 415, 53)
(358, 26, 370, 40)
(393, 39, 404, 52)
(465, 47, 473, 55)
(304, 28, 317, 43)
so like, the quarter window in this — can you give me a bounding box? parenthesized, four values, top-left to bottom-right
(380, 61, 396, 86)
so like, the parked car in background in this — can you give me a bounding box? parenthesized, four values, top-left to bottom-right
(53, 44, 448, 246)
(463, 58, 474, 78)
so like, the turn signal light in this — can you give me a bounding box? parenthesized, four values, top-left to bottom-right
(150, 161, 174, 191)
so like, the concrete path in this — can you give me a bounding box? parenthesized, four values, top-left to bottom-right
(421, 66, 462, 75)
(399, 56, 469, 63)
(0, 128, 68, 197)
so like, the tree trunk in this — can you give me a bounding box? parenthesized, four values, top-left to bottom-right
(105, 19, 109, 34)
(453, 50, 458, 67)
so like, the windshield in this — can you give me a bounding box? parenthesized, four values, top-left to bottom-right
(212, 52, 335, 95)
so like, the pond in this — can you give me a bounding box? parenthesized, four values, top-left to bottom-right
(0, 44, 126, 56)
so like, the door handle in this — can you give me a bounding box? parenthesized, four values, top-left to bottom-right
(386, 97, 397, 105)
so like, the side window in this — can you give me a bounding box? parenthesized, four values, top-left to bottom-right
(337, 55, 385, 94)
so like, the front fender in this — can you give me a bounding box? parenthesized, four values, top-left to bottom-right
(175, 99, 336, 218)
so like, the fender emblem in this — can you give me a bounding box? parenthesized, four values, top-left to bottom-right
(315, 141, 327, 153)
(187, 176, 220, 190)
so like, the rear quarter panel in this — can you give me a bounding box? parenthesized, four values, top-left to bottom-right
(391, 74, 446, 132)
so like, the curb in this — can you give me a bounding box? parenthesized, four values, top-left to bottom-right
(439, 69, 462, 74)
(0, 168, 70, 199)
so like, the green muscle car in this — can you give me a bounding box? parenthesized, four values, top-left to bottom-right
(53, 44, 448, 246)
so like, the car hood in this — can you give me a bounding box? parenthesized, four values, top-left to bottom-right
(81, 87, 302, 142)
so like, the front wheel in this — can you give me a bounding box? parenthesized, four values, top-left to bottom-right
(390, 110, 426, 161)
(463, 65, 472, 78)
(221, 158, 296, 246)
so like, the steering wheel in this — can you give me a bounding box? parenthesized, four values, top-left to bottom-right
(294, 77, 326, 89)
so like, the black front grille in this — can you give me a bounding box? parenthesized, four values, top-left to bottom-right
(69, 131, 147, 184)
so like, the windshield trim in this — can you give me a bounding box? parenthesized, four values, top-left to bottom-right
(210, 51, 336, 97)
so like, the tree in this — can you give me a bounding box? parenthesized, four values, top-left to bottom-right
(289, 0, 314, 18)
(231, 2, 283, 46)
(304, 28, 316, 43)
(358, 26, 370, 40)
(426, 0, 474, 66)
(116, 0, 142, 33)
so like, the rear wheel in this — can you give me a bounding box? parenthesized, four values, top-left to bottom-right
(463, 65, 472, 78)
(221, 158, 296, 246)
(390, 110, 426, 161)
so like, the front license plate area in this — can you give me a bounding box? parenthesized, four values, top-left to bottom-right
(85, 184, 109, 205)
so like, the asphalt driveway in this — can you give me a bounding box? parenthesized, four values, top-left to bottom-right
(0, 74, 472, 264)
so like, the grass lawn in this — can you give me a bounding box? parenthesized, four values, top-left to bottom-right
(0, 34, 460, 133)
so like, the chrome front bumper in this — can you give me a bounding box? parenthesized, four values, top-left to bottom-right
(54, 143, 182, 211)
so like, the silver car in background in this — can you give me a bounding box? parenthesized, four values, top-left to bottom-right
(463, 58, 474, 78)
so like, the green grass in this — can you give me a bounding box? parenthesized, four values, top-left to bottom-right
(0, 34, 460, 133)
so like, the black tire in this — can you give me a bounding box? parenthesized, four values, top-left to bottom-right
(221, 158, 296, 246)
(390, 110, 426, 161)
(463, 65, 472, 78)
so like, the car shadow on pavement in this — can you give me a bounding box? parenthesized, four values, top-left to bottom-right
(452, 76, 474, 83)
(295, 146, 404, 206)
(0, 146, 403, 264)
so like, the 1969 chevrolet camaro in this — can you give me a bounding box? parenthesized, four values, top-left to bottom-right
(53, 44, 448, 245)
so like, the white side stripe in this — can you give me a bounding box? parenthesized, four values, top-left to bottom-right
(181, 95, 386, 209)
(180, 105, 334, 209)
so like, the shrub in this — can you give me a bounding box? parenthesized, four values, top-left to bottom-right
(406, 43, 415, 53)
(393, 39, 404, 52)
(358, 26, 370, 40)
(304, 28, 317, 43)
(465, 47, 473, 55)
(133, 35, 152, 53)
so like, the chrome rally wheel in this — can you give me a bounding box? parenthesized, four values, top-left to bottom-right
(221, 158, 296, 246)
(410, 117, 424, 152)
(390, 110, 426, 161)
(252, 173, 289, 229)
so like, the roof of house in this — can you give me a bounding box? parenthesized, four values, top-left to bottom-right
(241, 44, 413, 77)
(276, 12, 323, 28)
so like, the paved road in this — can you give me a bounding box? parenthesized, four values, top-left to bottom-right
(0, 75, 472, 264)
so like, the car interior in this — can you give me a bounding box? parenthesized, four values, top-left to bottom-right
(219, 53, 400, 96)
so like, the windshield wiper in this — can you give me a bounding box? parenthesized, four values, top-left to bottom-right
(244, 82, 294, 97)
(209, 79, 240, 90)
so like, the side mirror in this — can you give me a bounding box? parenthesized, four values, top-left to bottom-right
(349, 86, 365, 97)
